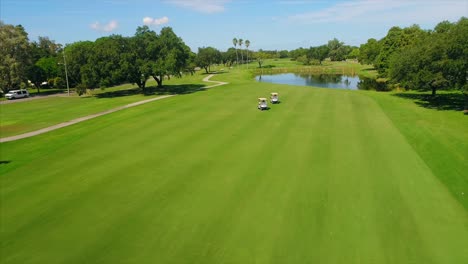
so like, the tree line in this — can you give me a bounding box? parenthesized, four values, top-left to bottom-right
(0, 22, 64, 93)
(0, 23, 199, 94)
(0, 20, 252, 94)
(287, 17, 467, 95)
(65, 26, 192, 94)
(1, 17, 466, 96)
(359, 17, 467, 95)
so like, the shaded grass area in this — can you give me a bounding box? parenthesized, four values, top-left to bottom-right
(29, 88, 66, 96)
(90, 85, 208, 99)
(393, 91, 467, 111)
(1, 70, 467, 263)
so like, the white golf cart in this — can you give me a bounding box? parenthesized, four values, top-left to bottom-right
(270, 92, 279, 104)
(258, 98, 268, 110)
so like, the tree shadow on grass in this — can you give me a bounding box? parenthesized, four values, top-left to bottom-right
(156, 84, 206, 95)
(31, 89, 66, 97)
(393, 92, 467, 112)
(94, 87, 143, 98)
(94, 84, 206, 98)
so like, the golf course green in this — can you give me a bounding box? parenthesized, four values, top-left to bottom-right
(1, 68, 467, 263)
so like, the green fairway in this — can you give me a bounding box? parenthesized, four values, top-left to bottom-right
(1, 70, 467, 263)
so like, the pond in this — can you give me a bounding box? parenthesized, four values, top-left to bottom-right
(255, 73, 382, 90)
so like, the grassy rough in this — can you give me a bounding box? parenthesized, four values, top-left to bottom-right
(0, 74, 206, 138)
(1, 68, 467, 263)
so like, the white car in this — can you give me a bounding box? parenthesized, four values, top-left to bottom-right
(5, 89, 29, 100)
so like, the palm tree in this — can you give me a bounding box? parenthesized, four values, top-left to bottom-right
(245, 40, 250, 66)
(238, 38, 244, 64)
(232, 38, 239, 66)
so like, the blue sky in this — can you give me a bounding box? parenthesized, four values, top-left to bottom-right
(1, 0, 466, 51)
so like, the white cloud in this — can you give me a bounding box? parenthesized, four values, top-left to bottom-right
(287, 0, 467, 25)
(90, 20, 118, 32)
(143, 16, 169, 26)
(166, 0, 230, 13)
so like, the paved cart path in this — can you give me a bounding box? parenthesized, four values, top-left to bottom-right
(0, 75, 227, 143)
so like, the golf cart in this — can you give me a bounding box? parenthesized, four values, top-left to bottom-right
(270, 92, 279, 104)
(258, 98, 268, 110)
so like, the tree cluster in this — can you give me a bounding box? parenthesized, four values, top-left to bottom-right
(0, 22, 64, 93)
(359, 17, 467, 95)
(66, 26, 191, 93)
(289, 39, 356, 65)
(0, 22, 192, 94)
(232, 38, 251, 66)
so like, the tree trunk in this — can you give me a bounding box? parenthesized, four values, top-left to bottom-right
(137, 80, 146, 89)
(235, 49, 239, 66)
(432, 87, 436, 96)
(246, 50, 248, 68)
(154, 75, 163, 88)
(204, 66, 209, 74)
(34, 83, 40, 94)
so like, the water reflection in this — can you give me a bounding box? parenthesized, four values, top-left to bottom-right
(256, 73, 387, 91)
(357, 77, 388, 91)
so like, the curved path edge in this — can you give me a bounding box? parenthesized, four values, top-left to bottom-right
(1, 74, 228, 143)
(203, 74, 228, 88)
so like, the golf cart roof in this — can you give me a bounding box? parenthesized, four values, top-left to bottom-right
(258, 98, 267, 101)
(271, 92, 278, 95)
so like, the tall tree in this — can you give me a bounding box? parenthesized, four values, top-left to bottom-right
(374, 25, 426, 76)
(185, 50, 197, 75)
(245, 39, 250, 65)
(347, 48, 360, 60)
(238, 38, 244, 64)
(35, 57, 58, 81)
(358, 38, 381, 65)
(27, 36, 60, 92)
(66, 41, 96, 88)
(31, 36, 59, 60)
(88, 35, 128, 88)
(254, 51, 268, 68)
(151, 27, 190, 88)
(0, 22, 32, 92)
(289, 47, 307, 61)
(327, 38, 347, 61)
(196, 47, 221, 73)
(232, 38, 239, 66)
(28, 64, 46, 93)
(221, 48, 237, 67)
(307, 45, 330, 65)
(133, 25, 158, 90)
